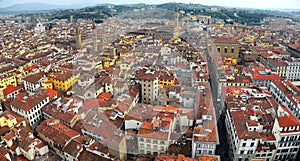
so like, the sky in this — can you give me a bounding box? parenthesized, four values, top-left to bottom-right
(0, 0, 300, 9)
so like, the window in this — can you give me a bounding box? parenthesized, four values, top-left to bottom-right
(160, 141, 165, 145)
(140, 143, 144, 148)
(153, 140, 158, 144)
(231, 48, 234, 53)
(147, 144, 151, 149)
(154, 145, 158, 150)
(250, 142, 254, 146)
(224, 48, 228, 53)
(146, 139, 151, 143)
(242, 143, 246, 147)
(217, 47, 220, 53)
(139, 138, 144, 142)
(240, 150, 244, 154)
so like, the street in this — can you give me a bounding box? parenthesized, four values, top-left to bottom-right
(204, 35, 231, 161)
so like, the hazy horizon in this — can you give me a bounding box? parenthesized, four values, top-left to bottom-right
(0, 0, 300, 10)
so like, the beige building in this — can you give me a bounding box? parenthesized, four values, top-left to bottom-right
(136, 69, 159, 104)
(137, 132, 169, 156)
(136, 106, 179, 156)
(212, 37, 239, 63)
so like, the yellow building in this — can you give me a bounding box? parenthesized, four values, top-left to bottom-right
(224, 57, 237, 66)
(0, 74, 17, 91)
(48, 71, 79, 92)
(103, 77, 112, 93)
(0, 111, 27, 128)
(158, 70, 176, 89)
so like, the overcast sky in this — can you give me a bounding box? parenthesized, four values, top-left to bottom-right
(0, 0, 299, 9)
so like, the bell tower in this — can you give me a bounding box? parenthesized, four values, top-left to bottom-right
(173, 7, 179, 40)
(75, 26, 82, 49)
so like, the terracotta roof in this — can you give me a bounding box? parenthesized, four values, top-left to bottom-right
(230, 110, 260, 139)
(4, 132, 15, 141)
(36, 119, 80, 149)
(98, 92, 113, 100)
(277, 105, 300, 128)
(251, 69, 280, 81)
(33, 151, 62, 161)
(3, 84, 24, 96)
(19, 138, 34, 152)
(0, 126, 10, 136)
(0, 110, 26, 127)
(155, 154, 197, 161)
(125, 104, 156, 122)
(22, 72, 44, 84)
(153, 106, 180, 114)
(42, 103, 77, 125)
(0, 146, 10, 161)
(79, 110, 125, 144)
(62, 139, 82, 158)
(10, 93, 48, 112)
(48, 71, 73, 81)
(199, 155, 220, 161)
(42, 88, 58, 99)
(78, 150, 115, 161)
(135, 69, 159, 81)
(288, 44, 300, 52)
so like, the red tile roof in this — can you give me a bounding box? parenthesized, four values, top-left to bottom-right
(251, 68, 280, 81)
(22, 72, 44, 84)
(288, 44, 300, 52)
(42, 88, 58, 99)
(23, 64, 39, 72)
(98, 92, 113, 100)
(199, 155, 219, 161)
(10, 93, 48, 112)
(36, 119, 80, 148)
(3, 85, 24, 96)
(48, 71, 74, 81)
(155, 154, 197, 161)
(277, 105, 300, 128)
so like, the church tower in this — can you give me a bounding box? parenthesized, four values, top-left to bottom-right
(75, 26, 82, 49)
(173, 7, 179, 40)
(170, 7, 181, 44)
(93, 23, 98, 53)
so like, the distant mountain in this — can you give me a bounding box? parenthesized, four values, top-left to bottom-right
(0, 3, 66, 11)
(0, 2, 104, 12)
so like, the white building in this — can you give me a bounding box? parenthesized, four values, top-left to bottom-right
(223, 87, 279, 161)
(269, 80, 300, 121)
(286, 60, 300, 81)
(34, 22, 46, 33)
(10, 93, 50, 127)
(272, 105, 300, 161)
(22, 73, 45, 93)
